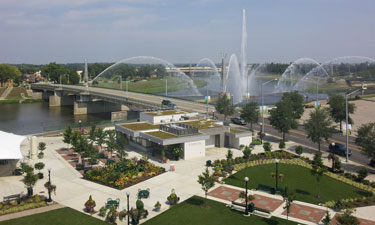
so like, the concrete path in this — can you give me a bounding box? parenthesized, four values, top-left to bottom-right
(0, 204, 64, 222)
(0, 87, 12, 100)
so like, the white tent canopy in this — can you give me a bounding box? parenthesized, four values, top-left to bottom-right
(0, 131, 26, 160)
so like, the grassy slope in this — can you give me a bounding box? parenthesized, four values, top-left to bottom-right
(143, 196, 299, 225)
(6, 87, 27, 100)
(0, 87, 6, 97)
(224, 164, 371, 205)
(98, 77, 207, 94)
(0, 208, 107, 225)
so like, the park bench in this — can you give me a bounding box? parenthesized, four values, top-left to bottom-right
(3, 194, 21, 202)
(138, 189, 150, 199)
(105, 198, 120, 209)
(230, 201, 253, 213)
(230, 201, 271, 218)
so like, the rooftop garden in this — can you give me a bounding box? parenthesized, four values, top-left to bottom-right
(182, 120, 222, 130)
(145, 130, 203, 140)
(145, 110, 187, 116)
(121, 122, 159, 131)
(229, 128, 247, 133)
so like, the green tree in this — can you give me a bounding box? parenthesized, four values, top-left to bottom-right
(336, 208, 360, 225)
(269, 99, 298, 141)
(88, 125, 97, 145)
(310, 152, 327, 198)
(304, 108, 334, 151)
(355, 123, 375, 162)
(282, 185, 296, 225)
(197, 167, 216, 198)
(95, 128, 106, 150)
(328, 95, 356, 132)
(105, 130, 117, 159)
(281, 91, 305, 119)
(322, 211, 331, 225)
(41, 62, 79, 84)
(215, 93, 234, 122)
(63, 125, 73, 149)
(23, 171, 38, 197)
(0, 64, 21, 87)
(243, 146, 252, 160)
(240, 101, 259, 130)
(116, 133, 128, 161)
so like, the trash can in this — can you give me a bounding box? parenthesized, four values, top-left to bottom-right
(206, 160, 212, 167)
(249, 202, 255, 212)
(170, 164, 175, 172)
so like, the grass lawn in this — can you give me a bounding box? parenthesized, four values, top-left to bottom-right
(6, 87, 27, 100)
(143, 196, 300, 225)
(98, 77, 207, 94)
(0, 208, 107, 225)
(224, 164, 371, 204)
(0, 87, 6, 96)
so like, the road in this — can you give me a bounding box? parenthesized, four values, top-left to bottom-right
(219, 114, 370, 166)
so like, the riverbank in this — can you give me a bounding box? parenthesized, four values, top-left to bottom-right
(0, 99, 44, 104)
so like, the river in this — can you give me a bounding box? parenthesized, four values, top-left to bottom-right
(0, 102, 139, 135)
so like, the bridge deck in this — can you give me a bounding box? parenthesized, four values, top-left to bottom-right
(31, 84, 214, 114)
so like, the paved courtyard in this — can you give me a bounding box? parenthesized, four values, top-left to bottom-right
(282, 202, 326, 224)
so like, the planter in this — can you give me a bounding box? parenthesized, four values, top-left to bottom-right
(85, 205, 94, 213)
(163, 157, 168, 163)
(154, 207, 160, 212)
(38, 173, 44, 179)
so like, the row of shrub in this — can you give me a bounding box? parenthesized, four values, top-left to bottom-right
(0, 195, 47, 216)
(325, 196, 375, 210)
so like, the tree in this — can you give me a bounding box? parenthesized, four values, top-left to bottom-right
(295, 145, 303, 156)
(240, 102, 259, 130)
(41, 62, 80, 84)
(328, 153, 341, 172)
(243, 146, 252, 160)
(281, 91, 305, 119)
(304, 108, 334, 151)
(0, 64, 21, 87)
(23, 171, 38, 197)
(357, 168, 368, 182)
(310, 152, 327, 198)
(88, 125, 97, 145)
(328, 95, 356, 132)
(282, 185, 296, 225)
(336, 208, 360, 225)
(269, 99, 298, 141)
(63, 125, 73, 149)
(116, 134, 128, 161)
(105, 130, 117, 159)
(197, 167, 216, 198)
(322, 211, 331, 225)
(215, 93, 234, 122)
(355, 123, 375, 161)
(96, 128, 106, 150)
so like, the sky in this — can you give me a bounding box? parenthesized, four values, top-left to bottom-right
(0, 0, 374, 64)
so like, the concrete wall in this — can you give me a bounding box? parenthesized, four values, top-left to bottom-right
(140, 112, 198, 124)
(111, 111, 127, 122)
(183, 140, 205, 160)
(0, 160, 18, 177)
(49, 95, 74, 107)
(228, 135, 252, 149)
(205, 135, 215, 148)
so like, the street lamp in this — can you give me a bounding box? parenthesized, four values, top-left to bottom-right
(261, 79, 278, 136)
(78, 120, 82, 131)
(275, 159, 279, 191)
(244, 177, 249, 216)
(126, 192, 130, 225)
(47, 168, 52, 202)
(126, 81, 129, 99)
(345, 87, 366, 162)
(165, 79, 168, 96)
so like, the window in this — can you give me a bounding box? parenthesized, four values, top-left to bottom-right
(0, 160, 9, 165)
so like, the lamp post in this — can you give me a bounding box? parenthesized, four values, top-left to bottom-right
(261, 79, 278, 136)
(126, 81, 129, 99)
(119, 76, 122, 90)
(78, 120, 82, 131)
(126, 192, 130, 225)
(47, 168, 52, 202)
(165, 79, 168, 96)
(275, 159, 279, 191)
(244, 177, 249, 216)
(345, 88, 366, 162)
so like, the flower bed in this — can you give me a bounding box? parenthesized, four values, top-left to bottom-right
(0, 195, 48, 216)
(83, 158, 165, 189)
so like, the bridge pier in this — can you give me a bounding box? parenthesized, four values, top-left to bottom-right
(73, 100, 129, 116)
(49, 90, 75, 107)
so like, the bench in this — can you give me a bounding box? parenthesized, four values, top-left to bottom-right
(138, 189, 150, 199)
(105, 198, 120, 209)
(230, 201, 253, 212)
(3, 194, 21, 202)
(230, 201, 271, 217)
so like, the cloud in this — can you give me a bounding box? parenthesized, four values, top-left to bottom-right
(111, 14, 157, 28)
(63, 7, 137, 21)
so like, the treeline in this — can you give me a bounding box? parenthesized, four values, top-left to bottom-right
(0, 64, 22, 87)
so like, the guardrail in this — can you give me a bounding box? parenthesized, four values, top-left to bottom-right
(31, 84, 172, 110)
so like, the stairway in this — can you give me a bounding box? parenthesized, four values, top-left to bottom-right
(0, 87, 13, 100)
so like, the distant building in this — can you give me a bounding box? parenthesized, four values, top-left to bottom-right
(115, 110, 252, 160)
(150, 74, 157, 78)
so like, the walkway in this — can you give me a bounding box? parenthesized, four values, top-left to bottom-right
(207, 185, 375, 225)
(0, 87, 12, 100)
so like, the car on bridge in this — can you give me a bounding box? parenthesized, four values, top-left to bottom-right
(231, 117, 246, 125)
(328, 142, 352, 157)
(162, 100, 177, 109)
